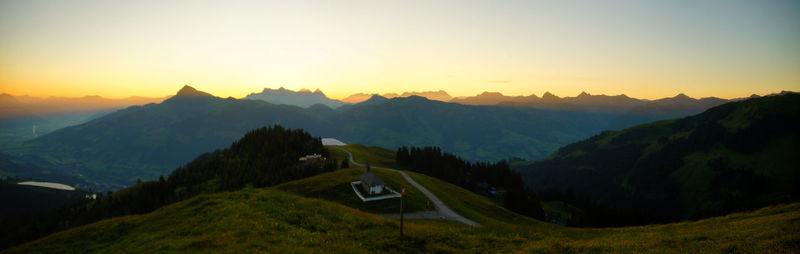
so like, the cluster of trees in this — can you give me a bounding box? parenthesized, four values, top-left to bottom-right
(1, 125, 336, 250)
(396, 146, 544, 220)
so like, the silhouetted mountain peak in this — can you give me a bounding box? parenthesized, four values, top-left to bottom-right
(245, 87, 344, 108)
(359, 94, 389, 105)
(578, 91, 591, 98)
(479, 91, 504, 97)
(175, 85, 214, 98)
(542, 92, 559, 100)
(674, 93, 691, 99)
(401, 95, 431, 102)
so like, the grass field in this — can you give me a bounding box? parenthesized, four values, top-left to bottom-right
(326, 146, 350, 167)
(5, 186, 799, 253)
(404, 170, 542, 228)
(274, 168, 433, 214)
(333, 144, 400, 169)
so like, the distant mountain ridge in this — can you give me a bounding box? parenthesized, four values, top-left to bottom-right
(0, 93, 167, 140)
(340, 90, 741, 118)
(341, 90, 452, 103)
(17, 86, 660, 188)
(0, 93, 165, 118)
(245, 87, 346, 108)
(455, 91, 732, 117)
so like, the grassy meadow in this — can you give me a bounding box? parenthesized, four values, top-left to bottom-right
(5, 186, 798, 253)
(274, 168, 433, 214)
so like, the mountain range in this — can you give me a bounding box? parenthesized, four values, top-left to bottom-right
(515, 92, 800, 221)
(0, 94, 165, 143)
(245, 87, 346, 108)
(0, 93, 165, 118)
(340, 90, 740, 118)
(451, 91, 735, 118)
(341, 90, 452, 103)
(1, 89, 753, 119)
(1, 87, 796, 252)
(9, 86, 671, 189)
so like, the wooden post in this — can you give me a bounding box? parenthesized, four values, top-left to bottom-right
(400, 187, 406, 237)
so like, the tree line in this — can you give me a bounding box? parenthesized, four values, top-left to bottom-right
(396, 146, 544, 220)
(1, 125, 337, 250)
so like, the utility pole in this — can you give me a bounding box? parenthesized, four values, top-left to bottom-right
(400, 186, 406, 237)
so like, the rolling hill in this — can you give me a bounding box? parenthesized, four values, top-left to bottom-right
(4, 181, 798, 253)
(516, 92, 800, 221)
(341, 90, 452, 103)
(3, 136, 798, 252)
(11, 86, 661, 188)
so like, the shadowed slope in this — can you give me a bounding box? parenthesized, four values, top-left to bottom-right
(5, 187, 799, 253)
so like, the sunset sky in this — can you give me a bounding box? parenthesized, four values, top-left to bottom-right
(1, 0, 798, 100)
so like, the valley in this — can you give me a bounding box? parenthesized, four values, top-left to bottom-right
(2, 86, 674, 189)
(1, 103, 797, 252)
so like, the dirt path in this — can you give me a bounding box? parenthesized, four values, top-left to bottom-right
(331, 147, 481, 227)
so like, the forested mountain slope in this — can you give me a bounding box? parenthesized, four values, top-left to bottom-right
(517, 93, 800, 221)
(17, 87, 658, 187)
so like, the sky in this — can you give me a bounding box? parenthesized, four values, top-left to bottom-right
(1, 0, 799, 100)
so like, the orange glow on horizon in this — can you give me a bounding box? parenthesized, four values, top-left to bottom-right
(1, 1, 798, 101)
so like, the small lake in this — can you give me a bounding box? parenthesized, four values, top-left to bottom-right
(17, 181, 76, 191)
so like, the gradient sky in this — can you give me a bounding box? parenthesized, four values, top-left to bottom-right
(1, 0, 798, 100)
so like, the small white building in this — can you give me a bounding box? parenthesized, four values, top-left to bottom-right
(360, 164, 385, 195)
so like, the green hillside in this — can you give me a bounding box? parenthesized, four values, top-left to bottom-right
(330, 144, 544, 226)
(274, 168, 433, 214)
(517, 93, 800, 222)
(5, 187, 799, 253)
(336, 144, 400, 169)
(403, 170, 541, 227)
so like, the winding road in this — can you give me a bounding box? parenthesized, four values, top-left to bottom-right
(331, 146, 481, 227)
